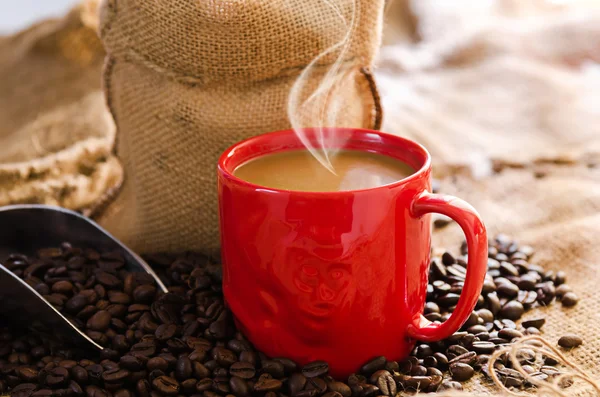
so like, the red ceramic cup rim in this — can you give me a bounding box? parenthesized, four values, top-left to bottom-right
(218, 127, 432, 195)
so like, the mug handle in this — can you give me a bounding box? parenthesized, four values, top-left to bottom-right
(407, 191, 488, 342)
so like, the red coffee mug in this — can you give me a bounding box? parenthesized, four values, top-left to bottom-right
(218, 128, 487, 378)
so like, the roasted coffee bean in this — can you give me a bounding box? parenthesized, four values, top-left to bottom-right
(230, 376, 249, 396)
(414, 344, 433, 358)
(306, 377, 327, 394)
(272, 357, 297, 374)
(401, 375, 432, 391)
(448, 352, 477, 366)
(561, 292, 579, 307)
(301, 361, 329, 378)
(499, 301, 524, 320)
(253, 378, 282, 392)
(522, 317, 546, 329)
(359, 356, 385, 375)
(210, 347, 236, 367)
(175, 357, 193, 381)
(133, 285, 157, 303)
(558, 334, 583, 348)
(152, 376, 179, 396)
(327, 381, 351, 397)
(498, 328, 523, 340)
(497, 282, 519, 298)
(11, 383, 37, 397)
(556, 284, 573, 298)
(447, 345, 469, 357)
(371, 370, 395, 396)
(471, 342, 496, 355)
(432, 353, 448, 369)
(16, 366, 39, 382)
(261, 360, 285, 378)
(287, 373, 307, 396)
(120, 355, 145, 371)
(95, 272, 122, 289)
(102, 368, 130, 383)
(70, 366, 88, 384)
(86, 311, 111, 332)
(357, 383, 379, 397)
(449, 363, 474, 381)
(438, 293, 460, 307)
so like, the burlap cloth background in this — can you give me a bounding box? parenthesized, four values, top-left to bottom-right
(0, 1, 122, 210)
(377, 1, 600, 395)
(1, 0, 600, 395)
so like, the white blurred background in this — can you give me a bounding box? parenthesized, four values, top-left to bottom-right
(0, 0, 79, 34)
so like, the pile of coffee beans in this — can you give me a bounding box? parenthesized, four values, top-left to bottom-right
(0, 235, 580, 397)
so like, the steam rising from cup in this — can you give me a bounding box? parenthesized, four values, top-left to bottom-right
(287, 0, 359, 174)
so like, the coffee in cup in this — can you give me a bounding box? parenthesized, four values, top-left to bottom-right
(233, 149, 415, 192)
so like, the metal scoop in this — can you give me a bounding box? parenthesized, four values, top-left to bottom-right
(0, 204, 168, 351)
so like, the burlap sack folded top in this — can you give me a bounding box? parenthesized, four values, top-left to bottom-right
(97, 0, 384, 256)
(0, 1, 122, 211)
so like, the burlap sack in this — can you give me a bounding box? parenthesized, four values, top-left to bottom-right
(95, 0, 384, 256)
(0, 1, 122, 211)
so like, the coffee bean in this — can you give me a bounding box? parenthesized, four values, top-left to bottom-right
(16, 366, 39, 382)
(430, 260, 447, 279)
(372, 370, 395, 396)
(272, 357, 298, 374)
(327, 381, 350, 397)
(306, 377, 327, 394)
(438, 293, 460, 307)
(95, 272, 122, 289)
(517, 275, 537, 291)
(556, 284, 573, 298)
(229, 376, 249, 396)
(561, 292, 579, 307)
(523, 318, 546, 331)
(86, 310, 111, 332)
(287, 373, 307, 396)
(471, 342, 496, 354)
(253, 378, 282, 392)
(71, 366, 88, 384)
(447, 345, 469, 357)
(102, 368, 130, 383)
(448, 352, 476, 366)
(401, 375, 432, 391)
(301, 361, 329, 378)
(449, 363, 474, 381)
(432, 353, 448, 369)
(152, 376, 179, 396)
(499, 301, 524, 320)
(359, 356, 385, 375)
(175, 357, 193, 380)
(497, 282, 519, 298)
(498, 329, 523, 340)
(114, 389, 132, 397)
(119, 355, 145, 371)
(133, 285, 157, 304)
(11, 383, 37, 397)
(558, 335, 583, 348)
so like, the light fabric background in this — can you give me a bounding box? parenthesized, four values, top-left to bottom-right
(0, 0, 79, 34)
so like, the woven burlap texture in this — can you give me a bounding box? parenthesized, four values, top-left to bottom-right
(423, 165, 600, 396)
(96, 0, 385, 256)
(0, 1, 122, 211)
